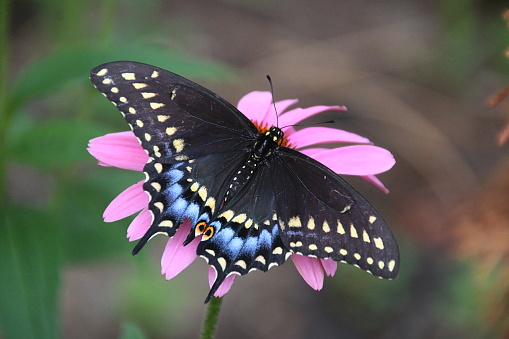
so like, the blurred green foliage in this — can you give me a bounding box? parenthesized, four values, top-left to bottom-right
(0, 1, 233, 338)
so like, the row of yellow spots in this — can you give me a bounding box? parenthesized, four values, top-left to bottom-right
(202, 249, 287, 273)
(288, 239, 397, 273)
(285, 215, 385, 250)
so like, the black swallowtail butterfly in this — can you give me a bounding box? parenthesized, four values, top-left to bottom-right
(90, 61, 400, 302)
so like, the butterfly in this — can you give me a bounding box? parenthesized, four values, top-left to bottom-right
(90, 61, 400, 302)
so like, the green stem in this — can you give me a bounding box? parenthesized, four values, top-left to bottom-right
(200, 297, 223, 339)
(0, 0, 10, 208)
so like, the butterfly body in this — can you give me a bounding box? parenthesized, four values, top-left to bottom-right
(90, 61, 399, 302)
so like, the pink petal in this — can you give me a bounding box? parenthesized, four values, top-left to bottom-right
(87, 131, 148, 171)
(361, 175, 390, 194)
(161, 219, 200, 280)
(291, 254, 324, 290)
(278, 105, 346, 127)
(126, 208, 152, 241)
(208, 267, 237, 298)
(237, 91, 273, 122)
(274, 98, 299, 114)
(289, 127, 371, 148)
(320, 259, 337, 277)
(103, 180, 148, 222)
(305, 146, 395, 175)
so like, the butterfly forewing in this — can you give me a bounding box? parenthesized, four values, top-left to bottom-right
(90, 62, 258, 164)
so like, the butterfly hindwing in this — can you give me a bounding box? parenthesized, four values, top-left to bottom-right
(273, 147, 400, 278)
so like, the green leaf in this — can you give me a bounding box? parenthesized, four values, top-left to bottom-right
(8, 119, 110, 170)
(11, 43, 234, 109)
(61, 170, 138, 262)
(0, 207, 62, 339)
(119, 323, 147, 339)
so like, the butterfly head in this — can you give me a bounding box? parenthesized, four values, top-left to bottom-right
(266, 126, 284, 142)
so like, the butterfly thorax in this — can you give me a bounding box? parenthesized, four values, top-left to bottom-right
(223, 126, 283, 203)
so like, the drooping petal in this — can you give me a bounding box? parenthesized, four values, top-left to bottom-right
(302, 146, 395, 175)
(237, 91, 273, 122)
(208, 267, 237, 298)
(103, 180, 148, 222)
(87, 131, 148, 171)
(278, 105, 346, 127)
(320, 259, 337, 277)
(161, 220, 200, 280)
(126, 208, 152, 241)
(361, 175, 390, 194)
(291, 254, 324, 290)
(288, 127, 371, 148)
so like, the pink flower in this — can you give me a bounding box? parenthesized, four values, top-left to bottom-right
(88, 91, 395, 298)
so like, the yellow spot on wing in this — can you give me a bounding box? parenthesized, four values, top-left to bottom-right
(121, 72, 136, 80)
(217, 257, 227, 271)
(337, 221, 345, 234)
(102, 78, 111, 84)
(324, 246, 333, 253)
(232, 213, 247, 224)
(159, 220, 173, 227)
(288, 216, 302, 228)
(339, 249, 348, 256)
(154, 163, 163, 173)
(150, 102, 165, 110)
(307, 217, 315, 230)
(220, 210, 234, 222)
(142, 92, 156, 99)
(154, 202, 164, 212)
(255, 256, 266, 265)
(363, 230, 370, 243)
(374, 237, 384, 250)
(272, 247, 283, 255)
(369, 215, 377, 224)
(235, 260, 247, 269)
(133, 82, 147, 89)
(205, 197, 216, 213)
(157, 115, 170, 122)
(151, 182, 161, 191)
(350, 224, 359, 238)
(129, 107, 136, 114)
(354, 253, 361, 260)
(151, 71, 159, 78)
(322, 220, 330, 233)
(198, 186, 207, 201)
(190, 182, 199, 192)
(144, 133, 151, 141)
(97, 68, 108, 76)
(388, 260, 396, 272)
(308, 244, 318, 251)
(166, 127, 177, 135)
(173, 139, 185, 153)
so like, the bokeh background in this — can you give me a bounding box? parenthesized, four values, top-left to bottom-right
(2, 0, 509, 338)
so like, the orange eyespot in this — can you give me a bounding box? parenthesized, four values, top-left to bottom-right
(195, 221, 215, 240)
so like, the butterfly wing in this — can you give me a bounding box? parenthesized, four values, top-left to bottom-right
(90, 61, 258, 252)
(197, 157, 290, 301)
(272, 147, 399, 279)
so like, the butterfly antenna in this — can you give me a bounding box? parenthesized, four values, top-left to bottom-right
(266, 75, 279, 127)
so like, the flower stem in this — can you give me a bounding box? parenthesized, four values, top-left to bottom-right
(200, 297, 223, 339)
